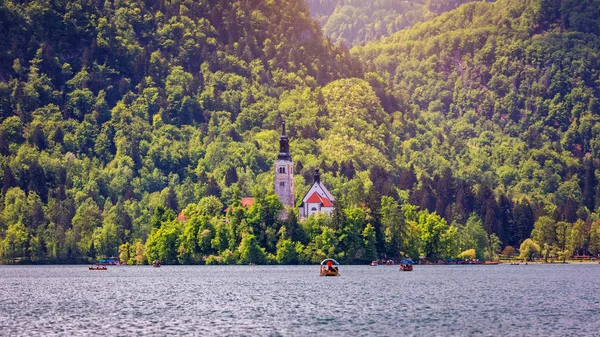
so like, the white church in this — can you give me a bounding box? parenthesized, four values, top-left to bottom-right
(274, 122, 335, 220)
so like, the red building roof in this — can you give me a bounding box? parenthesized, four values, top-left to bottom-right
(305, 192, 333, 207)
(225, 197, 255, 213)
(241, 197, 255, 207)
(305, 192, 323, 203)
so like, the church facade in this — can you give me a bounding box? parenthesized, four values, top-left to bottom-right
(274, 122, 334, 220)
(298, 168, 335, 220)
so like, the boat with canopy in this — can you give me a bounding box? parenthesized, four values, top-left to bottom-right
(400, 259, 414, 271)
(320, 258, 340, 276)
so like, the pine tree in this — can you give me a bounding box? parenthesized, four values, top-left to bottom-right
(399, 164, 417, 190)
(31, 124, 47, 150)
(513, 199, 535, 244)
(165, 188, 178, 211)
(224, 166, 238, 186)
(0, 130, 10, 155)
(434, 168, 455, 220)
(497, 194, 512, 246)
(483, 196, 499, 235)
(2, 164, 15, 194)
(53, 127, 64, 144)
(583, 158, 595, 211)
(561, 198, 578, 223)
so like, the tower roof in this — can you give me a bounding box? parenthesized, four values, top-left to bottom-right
(277, 121, 291, 160)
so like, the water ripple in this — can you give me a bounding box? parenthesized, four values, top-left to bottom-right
(1, 264, 599, 336)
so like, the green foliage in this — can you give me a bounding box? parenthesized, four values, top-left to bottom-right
(238, 234, 267, 265)
(417, 210, 455, 260)
(458, 248, 476, 260)
(458, 214, 488, 260)
(145, 220, 182, 265)
(276, 239, 299, 264)
(2, 0, 600, 264)
(0, 222, 28, 263)
(307, 0, 477, 46)
(519, 238, 541, 261)
(362, 223, 378, 261)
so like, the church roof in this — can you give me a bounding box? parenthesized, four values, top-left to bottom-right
(302, 181, 334, 206)
(306, 192, 323, 203)
(317, 182, 334, 202)
(304, 191, 334, 207)
(321, 197, 333, 207)
(277, 122, 291, 160)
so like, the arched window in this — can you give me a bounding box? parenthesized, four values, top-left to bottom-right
(279, 167, 285, 174)
(311, 207, 317, 211)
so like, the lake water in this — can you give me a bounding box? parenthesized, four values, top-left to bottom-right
(1, 264, 599, 336)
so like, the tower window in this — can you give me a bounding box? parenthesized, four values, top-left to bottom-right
(279, 167, 286, 174)
(280, 182, 285, 187)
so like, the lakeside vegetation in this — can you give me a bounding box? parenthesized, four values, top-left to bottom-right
(1, 0, 600, 265)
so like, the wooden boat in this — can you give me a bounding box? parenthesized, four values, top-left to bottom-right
(484, 261, 499, 265)
(152, 260, 161, 268)
(320, 258, 340, 276)
(400, 264, 413, 271)
(370, 260, 378, 266)
(399, 259, 414, 271)
(89, 265, 107, 270)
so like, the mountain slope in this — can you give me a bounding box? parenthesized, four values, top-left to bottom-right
(307, 0, 479, 46)
(352, 0, 600, 245)
(0, 0, 375, 262)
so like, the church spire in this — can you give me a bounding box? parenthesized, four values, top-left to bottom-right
(314, 168, 321, 183)
(278, 121, 291, 160)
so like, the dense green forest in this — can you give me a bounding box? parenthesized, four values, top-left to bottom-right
(307, 0, 478, 46)
(1, 0, 600, 265)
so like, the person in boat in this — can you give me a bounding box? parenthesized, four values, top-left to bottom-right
(327, 260, 333, 271)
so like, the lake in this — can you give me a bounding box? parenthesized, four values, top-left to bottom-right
(1, 264, 599, 336)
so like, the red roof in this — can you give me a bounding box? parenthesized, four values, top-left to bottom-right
(305, 192, 333, 207)
(177, 212, 186, 222)
(241, 197, 255, 207)
(225, 197, 255, 213)
(306, 192, 323, 203)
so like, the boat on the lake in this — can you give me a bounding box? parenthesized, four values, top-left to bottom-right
(399, 259, 414, 271)
(152, 260, 161, 268)
(97, 259, 117, 266)
(320, 258, 340, 276)
(370, 260, 378, 266)
(89, 265, 107, 270)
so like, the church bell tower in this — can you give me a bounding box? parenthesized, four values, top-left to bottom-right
(274, 122, 294, 208)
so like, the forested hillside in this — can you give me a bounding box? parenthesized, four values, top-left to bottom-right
(1, 0, 600, 265)
(307, 0, 478, 46)
(353, 0, 600, 257)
